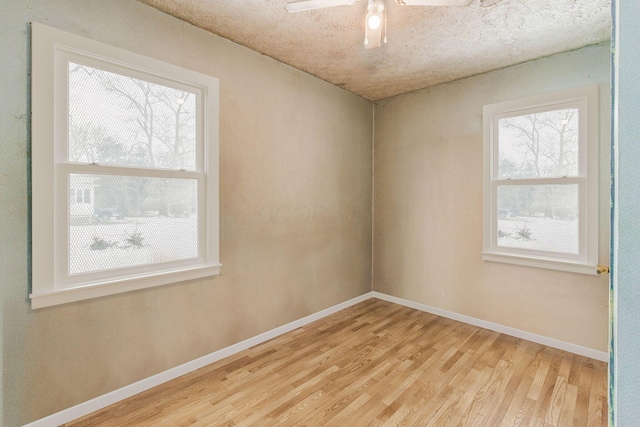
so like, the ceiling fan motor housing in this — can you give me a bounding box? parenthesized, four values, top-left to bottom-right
(368, 0, 385, 13)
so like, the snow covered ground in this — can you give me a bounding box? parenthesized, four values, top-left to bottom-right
(497, 215, 578, 254)
(69, 215, 198, 274)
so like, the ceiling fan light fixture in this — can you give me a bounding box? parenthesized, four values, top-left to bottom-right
(367, 14, 381, 29)
(365, 0, 386, 49)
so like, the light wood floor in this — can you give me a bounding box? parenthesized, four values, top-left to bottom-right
(65, 298, 608, 426)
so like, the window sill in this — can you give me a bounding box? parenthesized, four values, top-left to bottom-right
(30, 264, 221, 309)
(482, 252, 598, 276)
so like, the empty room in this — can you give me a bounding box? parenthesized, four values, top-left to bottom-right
(2, 0, 640, 426)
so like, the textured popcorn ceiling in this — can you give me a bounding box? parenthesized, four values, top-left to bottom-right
(137, 0, 611, 100)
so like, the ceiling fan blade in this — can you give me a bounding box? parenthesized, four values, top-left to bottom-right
(479, 0, 503, 7)
(395, 0, 473, 6)
(284, 0, 356, 12)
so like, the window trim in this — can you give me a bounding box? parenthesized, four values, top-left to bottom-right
(30, 22, 221, 308)
(482, 85, 599, 275)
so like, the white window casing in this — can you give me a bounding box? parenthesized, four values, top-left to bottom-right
(482, 85, 599, 275)
(31, 23, 221, 308)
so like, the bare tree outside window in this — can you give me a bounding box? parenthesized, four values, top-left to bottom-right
(68, 63, 197, 170)
(498, 108, 579, 179)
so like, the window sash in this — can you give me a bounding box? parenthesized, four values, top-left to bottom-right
(489, 178, 586, 262)
(55, 165, 207, 289)
(55, 49, 206, 173)
(491, 99, 588, 180)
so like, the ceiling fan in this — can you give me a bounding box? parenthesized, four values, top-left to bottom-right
(284, 0, 503, 49)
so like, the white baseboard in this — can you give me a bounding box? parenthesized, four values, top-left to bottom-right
(24, 290, 607, 426)
(371, 291, 609, 362)
(22, 292, 374, 427)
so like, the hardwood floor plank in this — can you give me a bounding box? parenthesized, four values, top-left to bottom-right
(545, 376, 568, 425)
(532, 348, 564, 421)
(558, 384, 578, 427)
(572, 358, 594, 425)
(510, 397, 538, 427)
(65, 298, 608, 427)
(586, 365, 608, 427)
(527, 348, 552, 401)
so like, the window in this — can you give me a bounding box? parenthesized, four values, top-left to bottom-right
(482, 86, 599, 274)
(31, 23, 220, 308)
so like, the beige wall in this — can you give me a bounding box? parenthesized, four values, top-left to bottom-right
(0, 1, 372, 425)
(373, 43, 610, 353)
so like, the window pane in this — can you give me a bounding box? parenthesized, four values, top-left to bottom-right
(498, 108, 579, 179)
(68, 63, 197, 170)
(69, 174, 198, 275)
(497, 184, 579, 254)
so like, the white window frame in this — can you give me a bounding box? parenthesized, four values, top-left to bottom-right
(30, 23, 221, 308)
(482, 85, 599, 275)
